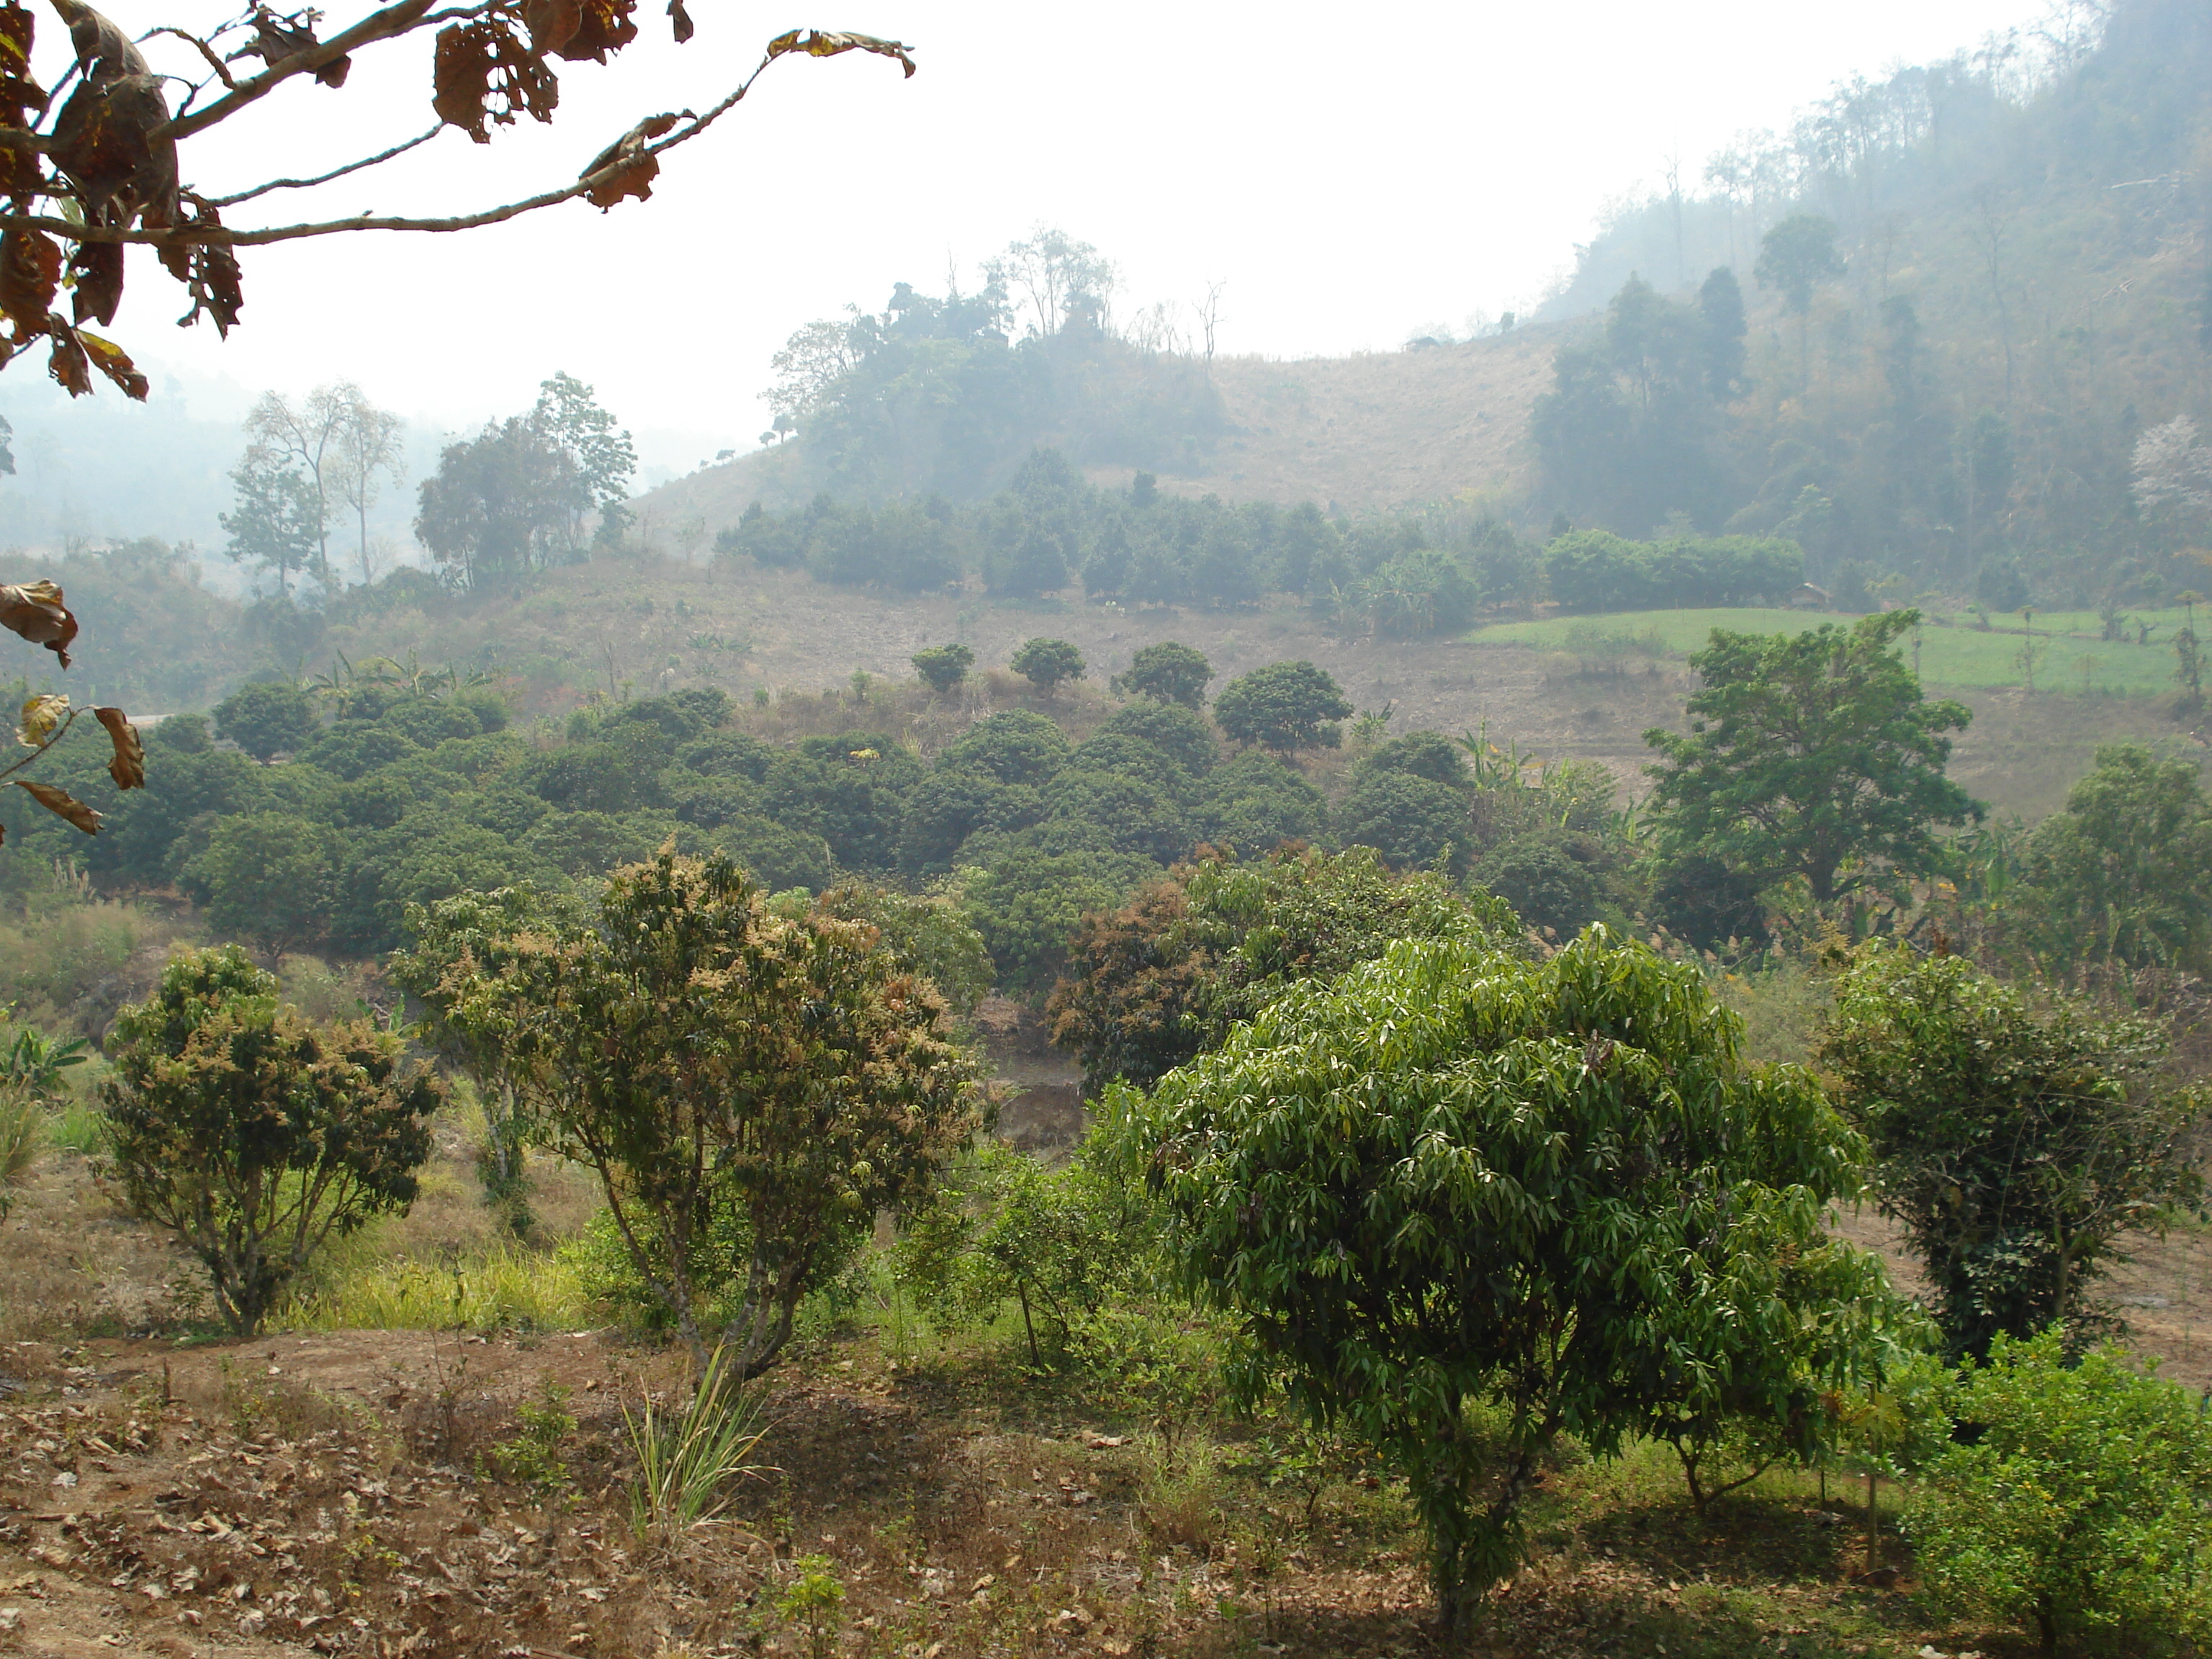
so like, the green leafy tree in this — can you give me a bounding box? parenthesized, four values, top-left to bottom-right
(911, 642, 975, 696)
(1334, 770, 1475, 875)
(184, 812, 338, 958)
(1106, 927, 1881, 1630)
(1473, 833, 1605, 939)
(938, 709, 1072, 786)
(894, 1144, 1143, 1365)
(1213, 660, 1354, 757)
(800, 878, 994, 1016)
(1644, 611, 1980, 909)
(1048, 845, 1508, 1094)
(1097, 701, 1218, 775)
(532, 372, 639, 551)
(1010, 637, 1087, 699)
(1755, 214, 1844, 385)
(213, 680, 318, 763)
(2174, 590, 2206, 715)
(959, 845, 1156, 1000)
(1192, 749, 1326, 851)
(1908, 1329, 2212, 1656)
(418, 849, 979, 1375)
(1115, 641, 1213, 706)
(414, 415, 580, 591)
(896, 768, 1043, 876)
(220, 451, 324, 597)
(2018, 745, 2212, 972)
(1698, 266, 1749, 398)
(1352, 550, 1479, 638)
(99, 947, 440, 1334)
(1822, 944, 2208, 1360)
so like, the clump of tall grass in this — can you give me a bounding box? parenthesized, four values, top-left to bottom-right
(283, 1244, 594, 1333)
(45, 1100, 106, 1157)
(625, 1344, 773, 1546)
(0, 1090, 40, 1217)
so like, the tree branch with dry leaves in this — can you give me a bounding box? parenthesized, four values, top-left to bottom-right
(0, 0, 915, 400)
(0, 580, 145, 843)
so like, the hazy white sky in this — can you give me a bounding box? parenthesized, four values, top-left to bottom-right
(54, 0, 2051, 473)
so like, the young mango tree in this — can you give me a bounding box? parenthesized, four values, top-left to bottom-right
(1821, 943, 2208, 1361)
(1105, 927, 1892, 1632)
(422, 848, 980, 1376)
(100, 945, 441, 1334)
(1643, 610, 1980, 917)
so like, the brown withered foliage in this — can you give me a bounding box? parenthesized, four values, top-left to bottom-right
(0, 3, 916, 400)
(0, 577, 145, 843)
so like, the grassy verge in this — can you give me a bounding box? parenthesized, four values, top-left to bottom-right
(1471, 605, 2198, 695)
(282, 1240, 598, 1334)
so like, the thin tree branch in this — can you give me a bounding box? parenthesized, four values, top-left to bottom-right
(0, 706, 81, 786)
(149, 0, 488, 145)
(204, 125, 444, 208)
(6, 49, 780, 248)
(140, 26, 240, 91)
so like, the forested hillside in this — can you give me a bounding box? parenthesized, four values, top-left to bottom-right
(638, 0, 2212, 629)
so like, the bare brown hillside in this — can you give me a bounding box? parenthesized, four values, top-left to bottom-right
(1108, 329, 1561, 513)
(627, 327, 1564, 536)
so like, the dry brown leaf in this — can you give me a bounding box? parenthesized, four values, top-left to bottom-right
(76, 328, 147, 398)
(48, 0, 179, 231)
(17, 691, 65, 747)
(237, 11, 351, 89)
(0, 225, 59, 342)
(0, 579, 75, 666)
(0, 4, 45, 199)
(94, 706, 142, 788)
(43, 320, 91, 398)
(521, 0, 582, 56)
(0, 2, 39, 100)
(168, 206, 244, 336)
(14, 778, 100, 834)
(559, 0, 637, 63)
(432, 20, 559, 143)
(765, 29, 916, 78)
(666, 0, 692, 45)
(580, 112, 680, 210)
(68, 238, 121, 325)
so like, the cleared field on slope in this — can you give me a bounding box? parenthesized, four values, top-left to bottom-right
(1133, 328, 1559, 512)
(1472, 606, 2200, 695)
(629, 328, 1565, 532)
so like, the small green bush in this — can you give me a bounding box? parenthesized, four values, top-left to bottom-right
(1907, 1328, 2212, 1655)
(487, 1378, 576, 1493)
(778, 1555, 846, 1659)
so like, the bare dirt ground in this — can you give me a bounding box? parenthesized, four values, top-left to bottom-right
(0, 1100, 2188, 1659)
(0, 1295, 2010, 1659)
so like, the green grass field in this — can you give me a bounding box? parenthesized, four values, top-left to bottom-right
(1469, 606, 2199, 695)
